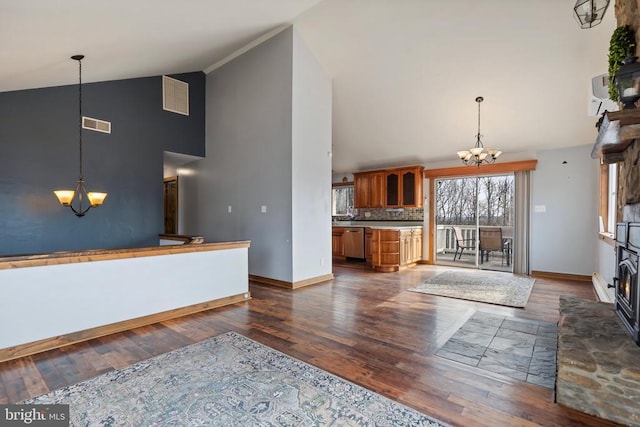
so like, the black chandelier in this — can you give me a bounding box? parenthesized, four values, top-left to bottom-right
(54, 55, 107, 217)
(573, 0, 610, 29)
(457, 96, 501, 167)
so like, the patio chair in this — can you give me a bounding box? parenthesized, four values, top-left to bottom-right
(479, 227, 509, 265)
(452, 226, 475, 261)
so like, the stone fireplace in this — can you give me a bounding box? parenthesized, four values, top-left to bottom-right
(555, 4, 640, 424)
(595, 112, 640, 345)
(615, 222, 640, 344)
(576, 135, 640, 426)
(557, 296, 640, 426)
(612, 128, 640, 346)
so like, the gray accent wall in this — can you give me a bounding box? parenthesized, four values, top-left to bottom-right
(181, 26, 332, 283)
(0, 72, 205, 256)
(530, 145, 598, 275)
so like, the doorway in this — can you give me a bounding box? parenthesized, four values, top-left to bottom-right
(163, 176, 178, 235)
(435, 174, 514, 272)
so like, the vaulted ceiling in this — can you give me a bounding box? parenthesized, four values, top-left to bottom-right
(2, 0, 616, 173)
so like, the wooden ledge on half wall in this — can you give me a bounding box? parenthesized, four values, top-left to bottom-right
(0, 240, 250, 270)
(159, 233, 205, 245)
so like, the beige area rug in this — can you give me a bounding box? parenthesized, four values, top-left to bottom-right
(24, 332, 447, 426)
(408, 270, 535, 308)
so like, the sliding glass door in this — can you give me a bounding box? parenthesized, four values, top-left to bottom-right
(435, 173, 514, 272)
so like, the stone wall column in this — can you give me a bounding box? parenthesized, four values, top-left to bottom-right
(613, 1, 640, 221)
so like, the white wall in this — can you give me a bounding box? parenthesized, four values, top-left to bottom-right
(596, 238, 616, 285)
(292, 29, 332, 282)
(293, 0, 615, 173)
(182, 26, 332, 284)
(530, 145, 599, 275)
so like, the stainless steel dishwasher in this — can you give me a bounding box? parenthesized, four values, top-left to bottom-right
(343, 227, 365, 259)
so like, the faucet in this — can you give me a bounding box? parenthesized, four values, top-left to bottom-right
(346, 206, 356, 220)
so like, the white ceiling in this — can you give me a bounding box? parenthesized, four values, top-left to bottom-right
(0, 0, 322, 91)
(2, 0, 617, 173)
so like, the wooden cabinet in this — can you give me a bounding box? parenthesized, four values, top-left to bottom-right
(370, 172, 385, 208)
(332, 227, 345, 257)
(411, 228, 423, 263)
(371, 227, 422, 272)
(353, 173, 370, 209)
(399, 230, 412, 265)
(355, 166, 424, 209)
(385, 166, 423, 208)
(385, 172, 400, 207)
(371, 229, 400, 271)
(354, 171, 384, 208)
(365, 228, 373, 264)
(399, 229, 422, 265)
(401, 168, 422, 207)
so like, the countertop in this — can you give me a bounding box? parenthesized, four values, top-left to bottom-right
(332, 221, 423, 230)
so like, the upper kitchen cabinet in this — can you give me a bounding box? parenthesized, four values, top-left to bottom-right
(353, 173, 369, 208)
(354, 171, 384, 208)
(386, 166, 424, 208)
(355, 166, 423, 209)
(370, 172, 385, 207)
(385, 171, 399, 207)
(400, 166, 423, 208)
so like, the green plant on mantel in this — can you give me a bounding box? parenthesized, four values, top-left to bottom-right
(608, 25, 636, 101)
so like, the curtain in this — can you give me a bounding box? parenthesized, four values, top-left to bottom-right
(513, 171, 530, 274)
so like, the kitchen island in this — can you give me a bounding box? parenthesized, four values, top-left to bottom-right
(332, 221, 423, 272)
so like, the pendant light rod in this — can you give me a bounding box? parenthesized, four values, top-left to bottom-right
(456, 96, 502, 167)
(475, 96, 483, 148)
(72, 54, 84, 181)
(53, 54, 108, 217)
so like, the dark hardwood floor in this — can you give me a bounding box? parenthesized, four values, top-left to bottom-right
(0, 260, 621, 426)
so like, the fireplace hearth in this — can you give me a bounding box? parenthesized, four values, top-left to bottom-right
(615, 222, 640, 345)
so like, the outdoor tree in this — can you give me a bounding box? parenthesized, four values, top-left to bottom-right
(437, 176, 514, 226)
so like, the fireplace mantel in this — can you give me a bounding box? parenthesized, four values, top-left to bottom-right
(591, 109, 640, 163)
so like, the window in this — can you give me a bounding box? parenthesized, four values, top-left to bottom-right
(608, 163, 617, 233)
(599, 162, 618, 236)
(332, 184, 354, 216)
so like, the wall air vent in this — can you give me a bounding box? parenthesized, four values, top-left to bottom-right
(82, 116, 111, 134)
(162, 75, 189, 116)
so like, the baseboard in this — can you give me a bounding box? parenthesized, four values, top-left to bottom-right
(249, 273, 334, 289)
(530, 270, 592, 282)
(592, 272, 615, 303)
(0, 293, 250, 363)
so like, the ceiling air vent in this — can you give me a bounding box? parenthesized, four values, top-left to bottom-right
(82, 116, 111, 134)
(163, 75, 189, 116)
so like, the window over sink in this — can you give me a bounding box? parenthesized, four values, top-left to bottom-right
(332, 183, 354, 217)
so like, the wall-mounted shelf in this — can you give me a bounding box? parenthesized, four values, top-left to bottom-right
(592, 109, 640, 163)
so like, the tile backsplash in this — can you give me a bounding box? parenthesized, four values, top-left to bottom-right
(334, 207, 423, 222)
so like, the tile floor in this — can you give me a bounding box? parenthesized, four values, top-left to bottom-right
(436, 311, 557, 388)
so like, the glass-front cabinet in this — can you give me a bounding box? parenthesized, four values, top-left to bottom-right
(385, 167, 422, 208)
(401, 169, 418, 207)
(386, 172, 400, 206)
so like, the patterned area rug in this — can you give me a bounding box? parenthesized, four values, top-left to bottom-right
(408, 270, 535, 308)
(24, 332, 446, 426)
